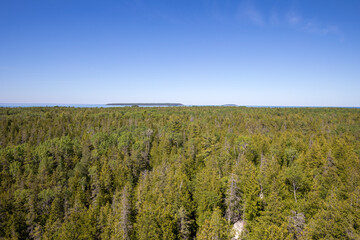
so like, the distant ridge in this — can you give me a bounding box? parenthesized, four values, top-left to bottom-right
(107, 103, 183, 106)
(222, 104, 238, 107)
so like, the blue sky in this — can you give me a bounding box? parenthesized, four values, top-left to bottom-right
(0, 0, 359, 106)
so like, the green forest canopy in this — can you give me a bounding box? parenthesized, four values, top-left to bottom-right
(0, 106, 359, 239)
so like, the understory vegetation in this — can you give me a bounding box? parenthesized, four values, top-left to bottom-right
(1, 106, 359, 239)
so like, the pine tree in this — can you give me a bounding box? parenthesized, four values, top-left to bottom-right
(196, 207, 231, 240)
(225, 173, 243, 224)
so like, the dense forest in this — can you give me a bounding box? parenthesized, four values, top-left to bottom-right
(1, 106, 359, 239)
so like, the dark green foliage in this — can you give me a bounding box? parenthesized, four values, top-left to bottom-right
(0, 106, 359, 239)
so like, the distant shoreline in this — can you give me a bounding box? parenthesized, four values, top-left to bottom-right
(106, 103, 184, 106)
(0, 103, 359, 108)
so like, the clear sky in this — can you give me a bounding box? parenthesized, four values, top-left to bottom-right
(1, 0, 359, 106)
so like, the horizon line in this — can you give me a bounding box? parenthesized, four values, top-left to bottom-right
(0, 102, 359, 108)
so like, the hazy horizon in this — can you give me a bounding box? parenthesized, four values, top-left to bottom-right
(1, 101, 358, 109)
(1, 0, 360, 107)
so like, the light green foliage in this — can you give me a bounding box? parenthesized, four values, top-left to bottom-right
(194, 161, 223, 226)
(196, 207, 231, 240)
